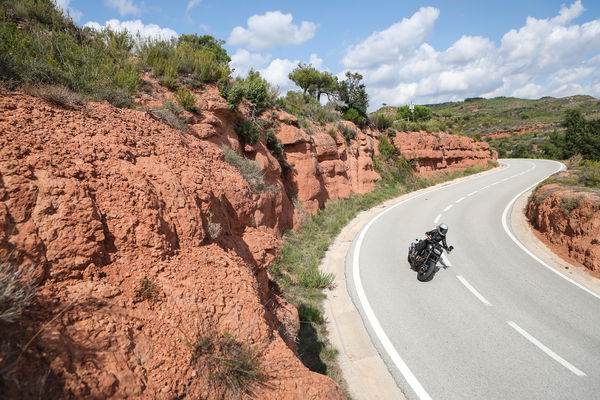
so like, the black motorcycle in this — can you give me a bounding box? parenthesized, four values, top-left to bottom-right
(408, 239, 453, 281)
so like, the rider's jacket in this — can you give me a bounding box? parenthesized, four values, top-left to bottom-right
(425, 229, 451, 251)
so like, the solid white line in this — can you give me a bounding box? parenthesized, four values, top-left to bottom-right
(457, 275, 492, 306)
(443, 204, 453, 212)
(507, 321, 586, 376)
(351, 165, 508, 400)
(467, 191, 478, 196)
(501, 161, 600, 301)
(434, 214, 441, 223)
(455, 196, 465, 203)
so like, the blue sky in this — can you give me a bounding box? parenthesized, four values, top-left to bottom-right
(55, 0, 600, 110)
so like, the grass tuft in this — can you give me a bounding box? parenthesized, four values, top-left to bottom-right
(190, 331, 267, 399)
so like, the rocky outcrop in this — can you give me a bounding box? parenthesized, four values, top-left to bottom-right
(0, 83, 496, 399)
(0, 91, 342, 399)
(392, 130, 497, 175)
(483, 123, 556, 139)
(526, 182, 600, 274)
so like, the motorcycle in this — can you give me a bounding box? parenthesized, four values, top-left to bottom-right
(408, 238, 453, 281)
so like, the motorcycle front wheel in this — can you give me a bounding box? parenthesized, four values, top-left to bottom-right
(417, 259, 436, 282)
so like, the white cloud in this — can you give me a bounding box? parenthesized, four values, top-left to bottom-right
(186, 0, 201, 13)
(84, 19, 177, 41)
(230, 49, 272, 77)
(259, 58, 299, 89)
(340, 1, 600, 109)
(342, 7, 439, 69)
(52, 0, 82, 21)
(228, 11, 317, 51)
(105, 0, 141, 17)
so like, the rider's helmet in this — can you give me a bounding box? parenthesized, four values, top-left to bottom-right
(437, 223, 448, 236)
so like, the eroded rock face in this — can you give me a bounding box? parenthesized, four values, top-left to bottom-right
(526, 183, 600, 273)
(0, 92, 342, 399)
(0, 85, 496, 399)
(392, 131, 497, 175)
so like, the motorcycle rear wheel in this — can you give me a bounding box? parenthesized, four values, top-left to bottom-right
(417, 260, 436, 282)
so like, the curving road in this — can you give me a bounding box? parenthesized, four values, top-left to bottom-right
(346, 159, 600, 400)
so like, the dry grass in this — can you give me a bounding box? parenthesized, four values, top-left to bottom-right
(25, 84, 85, 108)
(0, 263, 36, 324)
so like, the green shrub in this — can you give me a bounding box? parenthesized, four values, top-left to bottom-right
(234, 120, 260, 145)
(559, 196, 582, 216)
(0, 5, 140, 107)
(265, 129, 291, 173)
(342, 108, 366, 128)
(580, 161, 600, 188)
(138, 34, 230, 87)
(337, 122, 357, 142)
(378, 135, 400, 159)
(176, 88, 196, 111)
(278, 91, 340, 125)
(371, 113, 393, 131)
(222, 147, 277, 193)
(220, 71, 275, 118)
(299, 269, 335, 289)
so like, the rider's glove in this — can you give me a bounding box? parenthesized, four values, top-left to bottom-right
(448, 246, 454, 252)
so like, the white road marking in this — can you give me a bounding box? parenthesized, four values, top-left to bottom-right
(507, 321, 586, 376)
(457, 275, 492, 306)
(501, 161, 600, 301)
(455, 197, 465, 203)
(434, 214, 441, 223)
(481, 185, 490, 189)
(441, 254, 453, 266)
(501, 178, 509, 182)
(351, 163, 508, 400)
(443, 204, 453, 212)
(468, 191, 478, 196)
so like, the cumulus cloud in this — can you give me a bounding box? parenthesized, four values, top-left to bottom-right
(342, 0, 600, 109)
(228, 11, 317, 51)
(84, 19, 177, 41)
(342, 7, 439, 69)
(105, 0, 141, 17)
(52, 0, 82, 21)
(230, 49, 272, 77)
(229, 50, 326, 94)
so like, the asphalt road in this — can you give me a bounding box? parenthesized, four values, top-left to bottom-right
(347, 159, 600, 400)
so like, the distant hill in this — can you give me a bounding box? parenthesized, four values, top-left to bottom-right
(372, 95, 600, 159)
(425, 95, 600, 137)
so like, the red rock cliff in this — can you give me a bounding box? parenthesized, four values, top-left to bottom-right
(526, 182, 600, 274)
(0, 84, 496, 399)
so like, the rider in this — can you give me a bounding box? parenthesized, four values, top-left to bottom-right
(415, 223, 454, 255)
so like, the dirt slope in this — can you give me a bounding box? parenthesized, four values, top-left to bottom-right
(0, 84, 496, 399)
(526, 183, 600, 275)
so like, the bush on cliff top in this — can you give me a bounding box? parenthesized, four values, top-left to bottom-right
(1, 2, 140, 107)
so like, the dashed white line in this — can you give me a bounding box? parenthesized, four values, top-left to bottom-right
(507, 321, 586, 376)
(467, 191, 478, 196)
(443, 204, 453, 212)
(455, 197, 465, 203)
(501, 178, 509, 182)
(457, 275, 492, 306)
(442, 254, 453, 267)
(434, 214, 441, 223)
(481, 185, 490, 190)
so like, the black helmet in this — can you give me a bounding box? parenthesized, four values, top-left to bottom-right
(437, 223, 448, 236)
